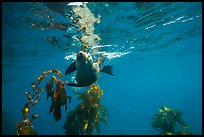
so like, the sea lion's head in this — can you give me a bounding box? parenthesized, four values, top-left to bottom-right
(77, 51, 93, 66)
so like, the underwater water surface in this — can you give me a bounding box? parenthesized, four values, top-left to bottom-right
(2, 2, 202, 135)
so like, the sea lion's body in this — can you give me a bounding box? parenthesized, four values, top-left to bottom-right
(65, 51, 113, 87)
(75, 58, 99, 86)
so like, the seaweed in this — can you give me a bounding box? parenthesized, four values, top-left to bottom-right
(151, 106, 192, 135)
(16, 68, 71, 135)
(63, 83, 109, 135)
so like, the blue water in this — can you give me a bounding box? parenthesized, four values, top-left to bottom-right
(2, 2, 202, 135)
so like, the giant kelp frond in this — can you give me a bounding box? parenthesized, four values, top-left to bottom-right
(16, 68, 71, 135)
(63, 83, 109, 135)
(151, 106, 192, 135)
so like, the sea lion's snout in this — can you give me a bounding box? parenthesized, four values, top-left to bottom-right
(77, 51, 84, 59)
(78, 52, 83, 56)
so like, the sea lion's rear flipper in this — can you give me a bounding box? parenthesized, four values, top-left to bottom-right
(65, 81, 83, 87)
(100, 65, 114, 75)
(65, 62, 76, 75)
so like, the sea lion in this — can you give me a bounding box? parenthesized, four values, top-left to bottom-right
(65, 51, 113, 87)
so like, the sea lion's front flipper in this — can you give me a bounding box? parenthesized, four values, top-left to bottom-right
(97, 55, 105, 65)
(65, 62, 76, 75)
(100, 65, 114, 75)
(65, 81, 83, 87)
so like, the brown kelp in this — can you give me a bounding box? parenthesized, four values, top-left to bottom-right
(63, 83, 109, 135)
(16, 68, 71, 135)
(151, 106, 192, 135)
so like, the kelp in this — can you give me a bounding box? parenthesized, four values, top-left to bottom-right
(151, 106, 192, 135)
(47, 75, 72, 121)
(16, 68, 71, 135)
(63, 83, 109, 135)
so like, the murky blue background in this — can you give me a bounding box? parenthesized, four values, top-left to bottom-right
(2, 2, 202, 135)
